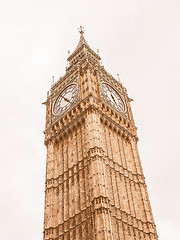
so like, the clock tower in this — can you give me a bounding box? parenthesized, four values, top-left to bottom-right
(43, 27, 158, 240)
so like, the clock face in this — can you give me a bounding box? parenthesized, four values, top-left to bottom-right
(101, 83, 125, 112)
(53, 84, 78, 115)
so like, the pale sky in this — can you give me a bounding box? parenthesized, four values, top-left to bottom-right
(0, 0, 180, 239)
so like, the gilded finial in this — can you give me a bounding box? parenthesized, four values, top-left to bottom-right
(78, 26, 85, 35)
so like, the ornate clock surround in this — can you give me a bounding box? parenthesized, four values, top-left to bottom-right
(50, 75, 81, 123)
(99, 77, 129, 119)
(53, 83, 78, 115)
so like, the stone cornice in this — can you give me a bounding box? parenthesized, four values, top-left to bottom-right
(44, 93, 135, 129)
(44, 102, 138, 146)
(45, 146, 145, 191)
(43, 205, 157, 238)
(98, 109, 138, 140)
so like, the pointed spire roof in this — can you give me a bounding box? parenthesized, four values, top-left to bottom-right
(76, 26, 89, 49)
(67, 26, 101, 62)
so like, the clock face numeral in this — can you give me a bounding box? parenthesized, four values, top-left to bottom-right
(101, 83, 125, 112)
(53, 84, 78, 115)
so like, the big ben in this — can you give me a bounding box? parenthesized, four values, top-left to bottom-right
(43, 27, 158, 240)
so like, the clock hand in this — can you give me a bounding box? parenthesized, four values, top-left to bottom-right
(56, 106, 61, 111)
(111, 94, 117, 105)
(62, 96, 70, 103)
(64, 97, 70, 102)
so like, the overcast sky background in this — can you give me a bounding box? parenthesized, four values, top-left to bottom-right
(0, 0, 179, 239)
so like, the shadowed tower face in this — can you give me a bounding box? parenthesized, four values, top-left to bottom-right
(43, 27, 158, 240)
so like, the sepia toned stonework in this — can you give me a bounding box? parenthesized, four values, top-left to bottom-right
(43, 27, 158, 240)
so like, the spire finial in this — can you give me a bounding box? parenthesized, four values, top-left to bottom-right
(78, 26, 85, 35)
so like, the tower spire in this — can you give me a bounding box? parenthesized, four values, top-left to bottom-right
(76, 25, 87, 49)
(67, 26, 101, 63)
